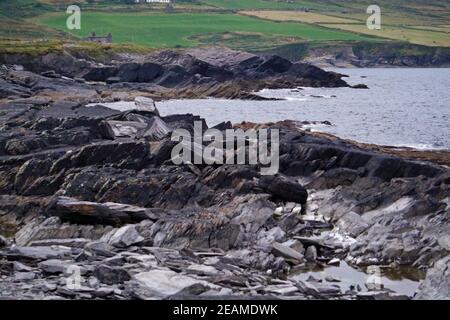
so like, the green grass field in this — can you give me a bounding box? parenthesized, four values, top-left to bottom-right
(35, 12, 375, 48)
(1, 0, 450, 55)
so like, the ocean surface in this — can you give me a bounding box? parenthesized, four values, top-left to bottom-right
(156, 68, 450, 150)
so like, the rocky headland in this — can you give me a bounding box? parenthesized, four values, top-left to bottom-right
(0, 49, 448, 300)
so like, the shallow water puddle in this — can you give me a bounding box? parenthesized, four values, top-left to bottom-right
(289, 261, 423, 297)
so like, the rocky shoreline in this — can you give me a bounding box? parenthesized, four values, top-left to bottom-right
(0, 50, 449, 300)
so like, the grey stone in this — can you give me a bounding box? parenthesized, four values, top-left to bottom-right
(13, 261, 33, 272)
(305, 245, 318, 262)
(132, 269, 215, 299)
(93, 265, 131, 285)
(271, 242, 304, 263)
(108, 225, 144, 248)
(134, 96, 159, 114)
(336, 211, 370, 237)
(415, 256, 450, 300)
(14, 272, 36, 281)
(38, 259, 72, 274)
(5, 246, 72, 261)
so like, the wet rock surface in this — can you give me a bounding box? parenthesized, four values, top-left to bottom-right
(0, 50, 449, 300)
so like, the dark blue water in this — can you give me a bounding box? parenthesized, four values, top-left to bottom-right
(157, 68, 450, 150)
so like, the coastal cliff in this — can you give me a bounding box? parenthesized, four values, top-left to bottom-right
(0, 50, 449, 300)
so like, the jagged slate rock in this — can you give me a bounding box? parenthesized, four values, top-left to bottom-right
(108, 226, 144, 248)
(56, 287, 77, 298)
(167, 283, 211, 298)
(50, 141, 150, 173)
(118, 63, 140, 82)
(84, 241, 116, 258)
(2, 246, 72, 261)
(271, 242, 304, 262)
(259, 175, 308, 204)
(414, 256, 450, 300)
(38, 259, 72, 274)
(293, 237, 336, 250)
(13, 261, 33, 272)
(132, 269, 215, 298)
(255, 55, 292, 74)
(103, 255, 127, 267)
(211, 121, 233, 131)
(155, 67, 190, 88)
(288, 63, 338, 81)
(92, 287, 115, 298)
(264, 284, 299, 296)
(47, 197, 161, 225)
(137, 116, 172, 141)
(0, 78, 31, 98)
(93, 265, 131, 285)
(296, 279, 320, 297)
(133, 96, 160, 115)
(296, 279, 341, 297)
(161, 114, 207, 133)
(39, 101, 120, 119)
(101, 120, 148, 139)
(83, 67, 117, 82)
(150, 138, 178, 165)
(138, 63, 163, 82)
(14, 272, 36, 281)
(305, 245, 318, 262)
(336, 211, 370, 237)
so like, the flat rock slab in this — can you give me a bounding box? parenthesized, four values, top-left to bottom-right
(47, 197, 161, 225)
(271, 242, 304, 263)
(133, 269, 216, 298)
(2, 246, 72, 261)
(108, 225, 144, 248)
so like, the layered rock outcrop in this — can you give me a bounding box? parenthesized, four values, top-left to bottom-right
(0, 50, 448, 300)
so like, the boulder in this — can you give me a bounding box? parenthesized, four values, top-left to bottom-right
(132, 269, 215, 298)
(83, 67, 117, 82)
(108, 225, 144, 248)
(259, 175, 308, 204)
(118, 63, 140, 82)
(38, 259, 72, 274)
(94, 264, 131, 285)
(14, 272, 36, 281)
(138, 117, 172, 141)
(138, 63, 163, 82)
(133, 96, 159, 115)
(101, 120, 148, 139)
(414, 256, 450, 300)
(271, 242, 304, 263)
(305, 245, 318, 262)
(336, 211, 370, 237)
(255, 55, 292, 74)
(47, 197, 161, 225)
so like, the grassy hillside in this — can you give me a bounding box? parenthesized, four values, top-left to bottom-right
(0, 0, 449, 54)
(35, 11, 375, 49)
